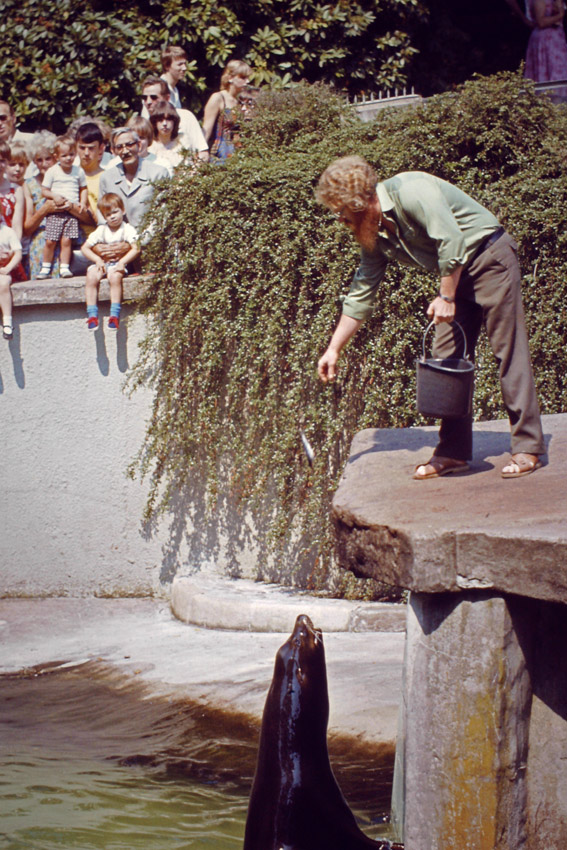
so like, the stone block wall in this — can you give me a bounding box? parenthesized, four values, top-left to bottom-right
(391, 591, 567, 850)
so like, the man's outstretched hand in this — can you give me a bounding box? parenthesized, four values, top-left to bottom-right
(317, 348, 339, 382)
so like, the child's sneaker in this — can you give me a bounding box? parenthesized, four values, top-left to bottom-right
(108, 316, 119, 330)
(60, 266, 73, 279)
(87, 316, 98, 330)
(36, 265, 52, 279)
(3, 323, 13, 340)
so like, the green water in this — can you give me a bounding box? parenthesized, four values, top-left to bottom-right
(0, 663, 395, 849)
(0, 753, 246, 849)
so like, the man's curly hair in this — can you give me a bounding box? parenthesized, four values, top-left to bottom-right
(315, 156, 377, 213)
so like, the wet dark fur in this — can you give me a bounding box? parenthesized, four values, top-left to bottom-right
(243, 614, 392, 850)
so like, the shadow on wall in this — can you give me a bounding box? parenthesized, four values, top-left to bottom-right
(90, 316, 130, 376)
(0, 323, 25, 390)
(0, 307, 130, 390)
(139, 460, 320, 588)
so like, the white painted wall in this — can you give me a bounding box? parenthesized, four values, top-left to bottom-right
(0, 290, 266, 598)
(0, 298, 163, 596)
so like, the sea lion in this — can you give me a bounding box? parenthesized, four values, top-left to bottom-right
(243, 614, 395, 850)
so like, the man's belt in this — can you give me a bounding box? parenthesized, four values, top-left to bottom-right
(469, 227, 505, 264)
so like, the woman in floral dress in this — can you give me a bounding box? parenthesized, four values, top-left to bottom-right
(525, 0, 567, 98)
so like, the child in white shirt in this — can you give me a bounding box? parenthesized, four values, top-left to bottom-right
(38, 134, 87, 279)
(81, 193, 140, 330)
(0, 219, 23, 340)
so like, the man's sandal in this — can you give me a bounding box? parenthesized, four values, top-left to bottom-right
(501, 453, 542, 479)
(413, 456, 470, 480)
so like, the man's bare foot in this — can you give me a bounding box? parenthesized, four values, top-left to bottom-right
(413, 456, 470, 480)
(501, 453, 542, 479)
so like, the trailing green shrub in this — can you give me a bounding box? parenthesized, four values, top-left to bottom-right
(129, 73, 567, 594)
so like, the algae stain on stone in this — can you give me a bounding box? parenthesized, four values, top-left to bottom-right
(442, 691, 499, 850)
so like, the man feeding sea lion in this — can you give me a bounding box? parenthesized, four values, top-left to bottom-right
(315, 157, 545, 480)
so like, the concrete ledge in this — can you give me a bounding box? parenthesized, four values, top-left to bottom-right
(171, 573, 407, 633)
(0, 598, 406, 746)
(333, 413, 567, 603)
(12, 275, 149, 306)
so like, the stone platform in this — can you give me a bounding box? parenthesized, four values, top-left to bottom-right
(333, 413, 566, 603)
(171, 573, 406, 633)
(332, 413, 567, 850)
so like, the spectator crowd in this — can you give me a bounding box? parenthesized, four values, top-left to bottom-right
(0, 47, 254, 338)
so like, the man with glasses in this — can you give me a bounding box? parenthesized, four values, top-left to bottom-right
(315, 156, 545, 480)
(0, 101, 33, 146)
(140, 76, 208, 161)
(97, 128, 168, 267)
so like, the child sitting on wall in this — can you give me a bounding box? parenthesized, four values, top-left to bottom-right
(37, 134, 87, 279)
(0, 217, 23, 340)
(7, 142, 32, 277)
(0, 141, 26, 284)
(80, 193, 140, 330)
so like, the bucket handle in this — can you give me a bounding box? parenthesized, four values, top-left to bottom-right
(422, 320, 469, 362)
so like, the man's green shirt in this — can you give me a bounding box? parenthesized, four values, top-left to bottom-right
(342, 171, 501, 321)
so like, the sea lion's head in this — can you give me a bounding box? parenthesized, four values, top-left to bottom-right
(267, 614, 328, 752)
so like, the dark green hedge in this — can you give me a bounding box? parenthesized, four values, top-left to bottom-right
(129, 73, 567, 594)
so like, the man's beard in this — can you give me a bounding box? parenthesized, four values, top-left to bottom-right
(351, 206, 381, 251)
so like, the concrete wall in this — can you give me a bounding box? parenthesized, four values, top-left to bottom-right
(0, 281, 262, 598)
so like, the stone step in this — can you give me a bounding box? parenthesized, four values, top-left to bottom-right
(171, 573, 406, 633)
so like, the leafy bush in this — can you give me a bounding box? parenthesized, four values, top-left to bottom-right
(129, 73, 567, 595)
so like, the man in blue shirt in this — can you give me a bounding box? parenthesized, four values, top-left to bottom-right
(98, 128, 169, 233)
(316, 156, 545, 480)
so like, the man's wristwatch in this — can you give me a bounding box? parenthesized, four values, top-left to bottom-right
(438, 293, 455, 303)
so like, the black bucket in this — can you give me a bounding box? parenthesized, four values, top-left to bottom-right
(416, 321, 474, 419)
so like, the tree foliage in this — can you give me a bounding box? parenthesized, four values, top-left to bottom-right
(128, 73, 567, 593)
(0, 0, 544, 133)
(0, 0, 427, 133)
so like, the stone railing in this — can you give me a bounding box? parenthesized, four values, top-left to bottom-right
(11, 274, 147, 307)
(348, 87, 423, 122)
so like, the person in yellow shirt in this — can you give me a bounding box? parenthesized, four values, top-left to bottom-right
(70, 122, 108, 274)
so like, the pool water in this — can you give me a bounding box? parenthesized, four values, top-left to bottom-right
(0, 662, 395, 849)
